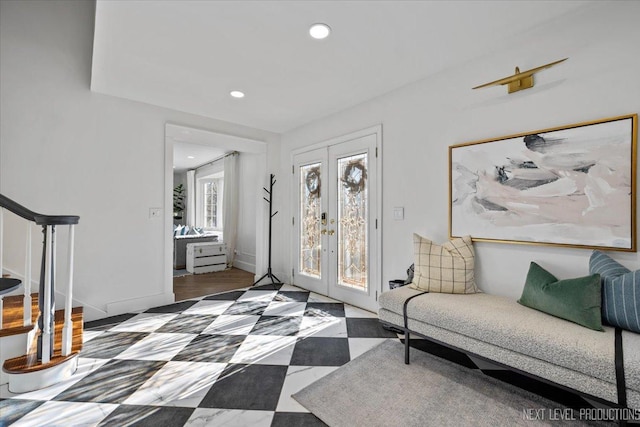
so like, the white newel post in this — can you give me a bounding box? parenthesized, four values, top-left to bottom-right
(61, 225, 75, 356)
(42, 225, 53, 364)
(24, 224, 32, 326)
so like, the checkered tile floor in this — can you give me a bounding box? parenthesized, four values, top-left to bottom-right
(1, 283, 596, 426)
(0, 284, 399, 426)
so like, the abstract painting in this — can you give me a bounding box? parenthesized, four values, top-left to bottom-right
(449, 114, 637, 251)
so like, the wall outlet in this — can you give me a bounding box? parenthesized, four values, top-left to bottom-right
(149, 208, 162, 219)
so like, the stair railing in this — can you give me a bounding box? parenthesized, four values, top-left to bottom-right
(0, 193, 79, 364)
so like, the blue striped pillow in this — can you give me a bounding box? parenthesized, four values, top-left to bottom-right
(589, 250, 639, 333)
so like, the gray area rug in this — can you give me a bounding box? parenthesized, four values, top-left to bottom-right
(293, 340, 609, 427)
(173, 269, 190, 277)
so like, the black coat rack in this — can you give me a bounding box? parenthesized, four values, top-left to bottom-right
(252, 174, 283, 288)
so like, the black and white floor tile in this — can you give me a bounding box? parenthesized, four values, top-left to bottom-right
(0, 284, 396, 426)
(0, 283, 595, 426)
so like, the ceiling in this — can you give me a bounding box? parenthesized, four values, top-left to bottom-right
(172, 142, 225, 173)
(167, 123, 267, 172)
(92, 1, 591, 134)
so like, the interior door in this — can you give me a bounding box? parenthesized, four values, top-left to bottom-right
(293, 132, 379, 312)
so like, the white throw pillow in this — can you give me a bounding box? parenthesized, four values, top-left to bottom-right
(410, 234, 479, 294)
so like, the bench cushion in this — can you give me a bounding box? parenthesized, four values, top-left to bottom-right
(379, 286, 640, 408)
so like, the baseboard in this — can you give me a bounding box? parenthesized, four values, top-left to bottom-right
(64, 299, 106, 322)
(106, 292, 175, 317)
(1, 267, 107, 322)
(279, 270, 290, 285)
(232, 259, 255, 274)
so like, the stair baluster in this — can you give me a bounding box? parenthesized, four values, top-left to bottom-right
(23, 224, 32, 326)
(40, 225, 54, 364)
(62, 225, 75, 356)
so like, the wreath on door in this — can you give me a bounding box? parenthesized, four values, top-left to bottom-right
(341, 160, 367, 193)
(305, 167, 321, 198)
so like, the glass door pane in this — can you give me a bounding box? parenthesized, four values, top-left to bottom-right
(337, 153, 368, 291)
(300, 163, 322, 278)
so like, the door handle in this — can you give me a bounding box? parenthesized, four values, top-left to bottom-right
(321, 229, 327, 234)
(328, 229, 335, 236)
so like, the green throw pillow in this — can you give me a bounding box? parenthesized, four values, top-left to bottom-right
(518, 262, 603, 331)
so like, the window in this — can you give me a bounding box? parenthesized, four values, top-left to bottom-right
(204, 179, 221, 228)
(197, 172, 224, 230)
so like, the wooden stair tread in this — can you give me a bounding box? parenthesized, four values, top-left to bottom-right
(3, 352, 79, 374)
(0, 324, 34, 338)
(1, 293, 39, 331)
(1, 295, 83, 341)
(2, 306, 84, 374)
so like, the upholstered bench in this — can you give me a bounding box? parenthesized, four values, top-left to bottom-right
(378, 286, 640, 411)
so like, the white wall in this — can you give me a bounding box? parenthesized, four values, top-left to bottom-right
(275, 2, 640, 299)
(173, 172, 187, 189)
(235, 153, 260, 273)
(0, 0, 278, 319)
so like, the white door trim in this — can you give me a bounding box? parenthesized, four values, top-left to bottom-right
(290, 125, 383, 157)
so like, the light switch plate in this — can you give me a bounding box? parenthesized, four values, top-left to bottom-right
(393, 207, 404, 220)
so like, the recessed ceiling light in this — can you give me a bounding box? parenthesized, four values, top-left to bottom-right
(309, 23, 331, 40)
(230, 90, 245, 98)
(187, 156, 195, 159)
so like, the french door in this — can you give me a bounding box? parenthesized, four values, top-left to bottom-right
(293, 131, 379, 312)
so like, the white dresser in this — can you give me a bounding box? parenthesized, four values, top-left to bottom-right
(186, 242, 227, 274)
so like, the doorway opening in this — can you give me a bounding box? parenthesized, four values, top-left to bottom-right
(164, 124, 267, 301)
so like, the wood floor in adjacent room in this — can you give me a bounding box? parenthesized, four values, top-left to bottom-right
(173, 267, 255, 301)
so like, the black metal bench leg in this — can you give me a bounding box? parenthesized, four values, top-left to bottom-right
(404, 331, 410, 364)
(401, 291, 427, 365)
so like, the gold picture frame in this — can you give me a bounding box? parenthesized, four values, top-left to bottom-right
(449, 113, 637, 252)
